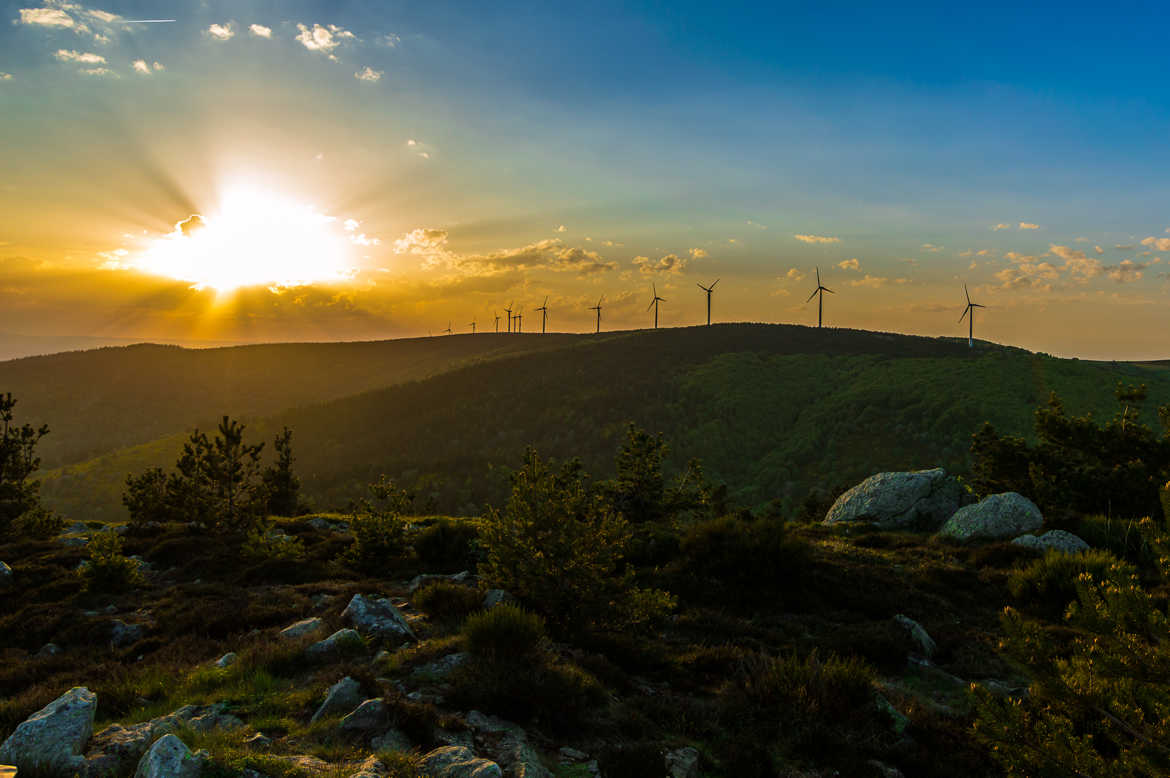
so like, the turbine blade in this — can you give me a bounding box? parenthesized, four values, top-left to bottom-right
(806, 288, 819, 303)
(959, 307, 969, 323)
(816, 266, 821, 285)
(823, 287, 835, 294)
(964, 284, 971, 304)
(697, 283, 707, 291)
(711, 278, 719, 289)
(647, 299, 655, 312)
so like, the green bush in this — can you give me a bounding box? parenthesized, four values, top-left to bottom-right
(413, 581, 483, 624)
(414, 519, 480, 571)
(241, 526, 306, 562)
(82, 530, 143, 592)
(341, 477, 413, 574)
(0, 392, 50, 537)
(676, 515, 807, 600)
(1074, 515, 1158, 570)
(1007, 548, 1135, 619)
(12, 506, 66, 539)
(462, 604, 545, 662)
(449, 653, 606, 733)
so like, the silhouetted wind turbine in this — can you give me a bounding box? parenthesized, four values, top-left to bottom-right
(805, 267, 834, 328)
(469, 320, 477, 334)
(647, 283, 666, 329)
(697, 279, 719, 326)
(504, 302, 514, 333)
(514, 306, 523, 333)
(959, 284, 985, 348)
(493, 312, 501, 333)
(535, 297, 549, 334)
(441, 322, 453, 335)
(589, 296, 604, 334)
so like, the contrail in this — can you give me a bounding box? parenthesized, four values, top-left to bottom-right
(120, 19, 177, 23)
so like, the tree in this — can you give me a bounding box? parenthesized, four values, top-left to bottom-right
(606, 423, 668, 524)
(0, 393, 49, 535)
(263, 426, 301, 516)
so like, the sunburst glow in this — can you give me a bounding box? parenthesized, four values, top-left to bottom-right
(133, 188, 357, 292)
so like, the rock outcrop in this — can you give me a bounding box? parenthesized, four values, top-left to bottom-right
(824, 468, 966, 530)
(419, 746, 503, 778)
(341, 594, 416, 643)
(0, 561, 12, 587)
(133, 734, 207, 778)
(1012, 529, 1090, 555)
(339, 698, 390, 732)
(307, 628, 363, 660)
(311, 676, 363, 724)
(937, 492, 1043, 543)
(665, 746, 700, 778)
(893, 615, 936, 659)
(0, 686, 96, 775)
(280, 617, 325, 640)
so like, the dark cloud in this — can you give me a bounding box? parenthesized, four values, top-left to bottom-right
(177, 214, 206, 237)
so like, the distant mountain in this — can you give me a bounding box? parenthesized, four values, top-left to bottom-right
(29, 324, 1170, 523)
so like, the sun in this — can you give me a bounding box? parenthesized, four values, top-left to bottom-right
(134, 187, 358, 292)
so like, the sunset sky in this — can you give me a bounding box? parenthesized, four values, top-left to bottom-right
(2, 0, 1169, 359)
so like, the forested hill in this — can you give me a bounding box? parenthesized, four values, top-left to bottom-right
(32, 323, 1170, 522)
(0, 334, 580, 468)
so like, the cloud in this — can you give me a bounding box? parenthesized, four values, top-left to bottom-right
(355, 66, 383, 82)
(1115, 244, 1133, 251)
(0, 73, 12, 80)
(995, 261, 1060, 290)
(794, 234, 839, 244)
(207, 23, 234, 40)
(80, 66, 114, 77)
(1140, 236, 1170, 251)
(689, 248, 708, 259)
(382, 33, 401, 47)
(1108, 259, 1159, 283)
(55, 49, 105, 64)
(850, 274, 894, 288)
(634, 253, 687, 275)
(176, 214, 206, 237)
(921, 243, 943, 252)
(249, 24, 272, 38)
(837, 258, 860, 271)
(131, 59, 150, 74)
(393, 228, 449, 255)
(344, 218, 360, 232)
(786, 268, 806, 282)
(746, 219, 768, 230)
(1095, 245, 1105, 255)
(19, 7, 75, 28)
(992, 223, 1011, 231)
(295, 23, 356, 58)
(555, 225, 567, 233)
(1019, 222, 1040, 230)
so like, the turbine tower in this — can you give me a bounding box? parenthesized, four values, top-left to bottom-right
(493, 312, 501, 333)
(959, 284, 985, 348)
(503, 302, 514, 333)
(514, 306, 523, 334)
(805, 267, 835, 328)
(469, 320, 477, 334)
(442, 322, 453, 335)
(647, 283, 666, 329)
(589, 296, 604, 334)
(535, 297, 549, 334)
(697, 279, 719, 326)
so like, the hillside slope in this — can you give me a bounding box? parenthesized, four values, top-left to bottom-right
(37, 324, 1170, 522)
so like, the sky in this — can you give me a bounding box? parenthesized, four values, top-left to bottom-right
(2, 0, 1169, 359)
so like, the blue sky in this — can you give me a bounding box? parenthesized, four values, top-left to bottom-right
(2, 0, 1169, 357)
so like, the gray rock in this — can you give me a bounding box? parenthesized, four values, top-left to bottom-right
(499, 739, 551, 778)
(409, 571, 475, 593)
(110, 619, 145, 647)
(1012, 529, 1090, 555)
(280, 617, 325, 640)
(348, 755, 389, 778)
(133, 734, 207, 778)
(308, 517, 348, 532)
(664, 746, 700, 778)
(311, 676, 363, 724)
(215, 652, 238, 668)
(339, 698, 389, 732)
(0, 686, 95, 775)
(307, 628, 364, 660)
(371, 728, 412, 751)
(35, 642, 61, 658)
(273, 755, 332, 775)
(419, 746, 503, 778)
(867, 760, 906, 778)
(467, 710, 522, 735)
(83, 721, 155, 777)
(245, 732, 273, 748)
(342, 594, 416, 644)
(558, 747, 589, 763)
(60, 535, 88, 547)
(482, 589, 518, 610)
(0, 561, 12, 587)
(824, 468, 966, 530)
(414, 652, 469, 680)
(893, 614, 936, 659)
(937, 492, 1043, 543)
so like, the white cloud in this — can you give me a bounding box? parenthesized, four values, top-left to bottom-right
(152, 61, 164, 71)
(207, 23, 235, 41)
(382, 33, 401, 47)
(131, 59, 150, 74)
(1019, 222, 1040, 230)
(249, 24, 272, 38)
(837, 258, 860, 271)
(786, 268, 806, 282)
(634, 253, 687, 275)
(1094, 245, 1105, 255)
(19, 7, 75, 28)
(295, 23, 355, 58)
(746, 219, 768, 230)
(689, 248, 708, 259)
(80, 66, 115, 77)
(393, 228, 449, 255)
(850, 274, 892, 288)
(0, 73, 13, 81)
(55, 49, 105, 64)
(555, 225, 567, 233)
(794, 234, 839, 244)
(355, 66, 383, 82)
(1140, 236, 1170, 251)
(921, 243, 943, 252)
(992, 223, 1011, 231)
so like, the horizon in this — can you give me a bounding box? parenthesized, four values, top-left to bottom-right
(3, 1, 1170, 360)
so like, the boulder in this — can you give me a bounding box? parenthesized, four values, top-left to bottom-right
(215, 652, 238, 668)
(413, 652, 469, 680)
(824, 468, 965, 530)
(35, 642, 61, 658)
(1013, 529, 1090, 555)
(0, 561, 12, 587)
(280, 617, 325, 640)
(893, 615, 936, 659)
(110, 619, 145, 648)
(348, 755, 389, 778)
(482, 590, 518, 610)
(244, 732, 273, 748)
(937, 492, 1043, 543)
(371, 728, 412, 751)
(307, 628, 363, 660)
(311, 676, 364, 724)
(133, 734, 207, 778)
(0, 686, 96, 775)
(83, 721, 155, 777)
(419, 746, 503, 778)
(409, 571, 475, 594)
(664, 746, 700, 778)
(342, 594, 416, 643)
(339, 698, 389, 732)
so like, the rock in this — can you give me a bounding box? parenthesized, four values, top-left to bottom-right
(664, 746, 700, 778)
(419, 746, 503, 778)
(893, 615, 936, 659)
(414, 652, 469, 680)
(409, 571, 475, 593)
(467, 710, 521, 735)
(1012, 529, 1090, 555)
(134, 734, 207, 778)
(187, 708, 243, 733)
(979, 679, 1030, 699)
(150, 703, 242, 735)
(558, 747, 589, 763)
(348, 755, 389, 778)
(498, 739, 551, 778)
(0, 561, 12, 587)
(215, 652, 238, 668)
(60, 535, 88, 547)
(311, 676, 363, 724)
(110, 619, 146, 647)
(867, 760, 906, 778)
(342, 594, 416, 643)
(280, 617, 325, 640)
(824, 468, 966, 530)
(245, 732, 273, 748)
(307, 628, 364, 660)
(83, 722, 156, 777)
(0, 686, 96, 775)
(371, 728, 412, 751)
(274, 755, 332, 775)
(482, 589, 518, 610)
(35, 642, 61, 658)
(937, 492, 1043, 543)
(308, 517, 348, 532)
(339, 698, 389, 732)
(875, 694, 910, 736)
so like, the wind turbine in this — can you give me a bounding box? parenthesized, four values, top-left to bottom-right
(469, 320, 477, 334)
(493, 312, 501, 333)
(805, 267, 835, 328)
(647, 283, 666, 329)
(697, 279, 719, 326)
(441, 322, 453, 335)
(959, 284, 985, 348)
(535, 297, 549, 334)
(589, 296, 604, 334)
(514, 306, 523, 333)
(503, 302, 514, 333)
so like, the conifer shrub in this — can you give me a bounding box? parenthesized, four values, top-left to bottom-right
(414, 518, 480, 571)
(341, 477, 412, 574)
(1, 392, 50, 537)
(1007, 548, 1135, 619)
(1074, 514, 1158, 569)
(413, 580, 483, 624)
(241, 526, 306, 563)
(82, 530, 143, 592)
(462, 604, 545, 661)
(11, 505, 66, 539)
(675, 514, 807, 602)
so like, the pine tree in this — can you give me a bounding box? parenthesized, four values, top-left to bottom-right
(263, 426, 301, 516)
(0, 392, 49, 535)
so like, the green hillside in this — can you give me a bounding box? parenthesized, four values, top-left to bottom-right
(35, 324, 1170, 522)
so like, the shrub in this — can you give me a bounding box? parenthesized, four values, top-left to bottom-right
(462, 604, 545, 662)
(341, 477, 412, 574)
(12, 506, 66, 539)
(1007, 548, 1135, 619)
(1075, 514, 1159, 570)
(414, 581, 483, 625)
(598, 743, 667, 778)
(82, 530, 143, 592)
(262, 426, 302, 517)
(0, 392, 50, 537)
(241, 526, 306, 562)
(676, 515, 807, 601)
(414, 519, 480, 571)
(449, 654, 606, 733)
